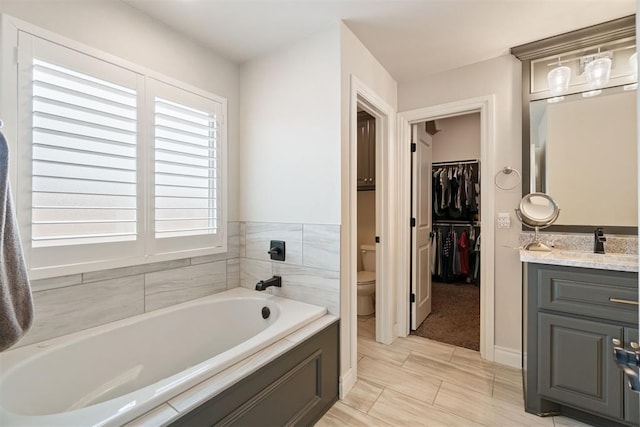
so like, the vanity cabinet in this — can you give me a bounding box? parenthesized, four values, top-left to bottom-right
(524, 263, 639, 426)
(357, 111, 375, 190)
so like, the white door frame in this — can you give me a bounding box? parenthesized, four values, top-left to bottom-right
(397, 95, 496, 361)
(340, 75, 395, 398)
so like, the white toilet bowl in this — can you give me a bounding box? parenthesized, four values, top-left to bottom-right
(357, 244, 376, 316)
(357, 270, 376, 316)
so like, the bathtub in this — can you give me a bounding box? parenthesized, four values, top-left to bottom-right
(0, 287, 327, 426)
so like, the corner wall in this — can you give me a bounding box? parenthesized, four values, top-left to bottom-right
(398, 55, 523, 363)
(340, 22, 398, 392)
(237, 29, 342, 311)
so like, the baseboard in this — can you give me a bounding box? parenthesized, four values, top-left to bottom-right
(339, 367, 356, 399)
(494, 345, 522, 368)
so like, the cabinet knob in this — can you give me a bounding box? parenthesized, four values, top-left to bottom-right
(613, 338, 622, 346)
(632, 342, 639, 350)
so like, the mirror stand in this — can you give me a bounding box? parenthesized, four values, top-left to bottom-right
(524, 227, 551, 252)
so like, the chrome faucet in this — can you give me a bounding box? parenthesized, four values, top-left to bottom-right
(594, 228, 606, 254)
(255, 275, 282, 291)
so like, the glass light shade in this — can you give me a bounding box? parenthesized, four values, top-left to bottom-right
(547, 65, 571, 95)
(630, 52, 638, 81)
(584, 57, 612, 88)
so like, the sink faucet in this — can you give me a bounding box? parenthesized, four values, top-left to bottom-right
(255, 275, 282, 291)
(594, 228, 606, 254)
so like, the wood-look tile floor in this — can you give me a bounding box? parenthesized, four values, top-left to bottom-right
(315, 316, 594, 427)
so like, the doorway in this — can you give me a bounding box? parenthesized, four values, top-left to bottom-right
(397, 95, 496, 362)
(410, 114, 482, 351)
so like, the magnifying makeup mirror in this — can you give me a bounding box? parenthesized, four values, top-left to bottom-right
(515, 192, 560, 251)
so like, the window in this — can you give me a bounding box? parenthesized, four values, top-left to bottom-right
(31, 59, 138, 248)
(16, 32, 227, 279)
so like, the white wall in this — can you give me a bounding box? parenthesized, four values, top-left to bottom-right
(340, 22, 397, 391)
(0, 0, 240, 220)
(432, 113, 481, 163)
(238, 27, 341, 224)
(399, 55, 523, 355)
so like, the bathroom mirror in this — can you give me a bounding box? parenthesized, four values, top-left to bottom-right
(529, 86, 637, 228)
(512, 15, 638, 234)
(516, 192, 560, 251)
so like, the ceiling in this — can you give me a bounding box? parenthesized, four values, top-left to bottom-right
(123, 0, 636, 83)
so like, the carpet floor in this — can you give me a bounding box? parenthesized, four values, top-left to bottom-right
(411, 281, 480, 351)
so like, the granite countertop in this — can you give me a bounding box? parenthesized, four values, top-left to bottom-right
(520, 249, 639, 272)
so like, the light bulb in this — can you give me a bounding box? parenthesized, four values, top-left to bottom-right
(584, 56, 612, 88)
(547, 65, 571, 95)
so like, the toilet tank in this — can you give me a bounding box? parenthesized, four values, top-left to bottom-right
(360, 244, 376, 272)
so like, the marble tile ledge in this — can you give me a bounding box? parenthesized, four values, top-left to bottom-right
(520, 232, 638, 255)
(520, 249, 638, 272)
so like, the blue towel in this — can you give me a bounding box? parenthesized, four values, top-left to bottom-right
(0, 130, 33, 351)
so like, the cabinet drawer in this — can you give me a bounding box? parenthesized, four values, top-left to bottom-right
(537, 266, 638, 324)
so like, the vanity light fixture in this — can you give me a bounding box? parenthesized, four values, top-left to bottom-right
(625, 52, 638, 91)
(547, 96, 564, 103)
(582, 89, 601, 98)
(547, 58, 571, 95)
(584, 51, 612, 89)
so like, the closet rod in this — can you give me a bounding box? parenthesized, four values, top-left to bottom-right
(432, 159, 479, 167)
(433, 220, 481, 226)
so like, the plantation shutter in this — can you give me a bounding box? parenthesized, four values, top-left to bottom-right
(20, 33, 144, 274)
(148, 79, 225, 254)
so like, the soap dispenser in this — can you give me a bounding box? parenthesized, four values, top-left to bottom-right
(594, 228, 606, 254)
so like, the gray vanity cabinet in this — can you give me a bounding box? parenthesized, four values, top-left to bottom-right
(524, 263, 639, 426)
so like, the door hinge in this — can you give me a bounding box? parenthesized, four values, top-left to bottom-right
(410, 293, 416, 303)
(410, 217, 416, 227)
(411, 142, 417, 153)
(375, 236, 380, 243)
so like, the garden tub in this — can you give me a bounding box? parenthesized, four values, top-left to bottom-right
(0, 287, 327, 426)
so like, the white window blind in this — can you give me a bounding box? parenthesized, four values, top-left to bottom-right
(30, 59, 138, 247)
(154, 97, 219, 239)
(16, 31, 227, 279)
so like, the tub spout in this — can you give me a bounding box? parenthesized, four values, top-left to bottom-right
(255, 275, 282, 291)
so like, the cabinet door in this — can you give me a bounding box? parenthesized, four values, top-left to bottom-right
(367, 117, 375, 186)
(538, 313, 624, 420)
(624, 327, 639, 425)
(357, 118, 370, 188)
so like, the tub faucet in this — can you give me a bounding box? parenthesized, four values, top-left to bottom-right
(594, 228, 606, 254)
(255, 275, 282, 291)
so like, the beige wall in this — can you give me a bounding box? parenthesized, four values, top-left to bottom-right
(357, 190, 376, 268)
(399, 54, 523, 355)
(432, 113, 481, 163)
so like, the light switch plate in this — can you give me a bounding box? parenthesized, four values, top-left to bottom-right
(498, 212, 511, 228)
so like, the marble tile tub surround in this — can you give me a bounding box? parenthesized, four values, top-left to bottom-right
(19, 223, 241, 348)
(520, 231, 638, 255)
(239, 222, 340, 315)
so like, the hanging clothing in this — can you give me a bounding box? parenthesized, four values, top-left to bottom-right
(432, 162, 479, 222)
(459, 230, 470, 276)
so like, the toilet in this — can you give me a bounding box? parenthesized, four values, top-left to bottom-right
(357, 244, 376, 316)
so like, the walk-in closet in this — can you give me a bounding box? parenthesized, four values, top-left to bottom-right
(411, 112, 482, 351)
